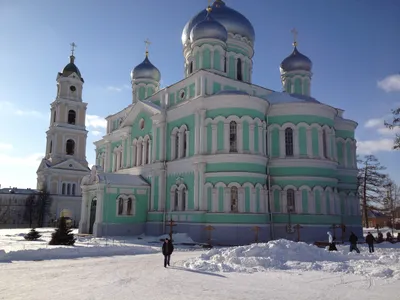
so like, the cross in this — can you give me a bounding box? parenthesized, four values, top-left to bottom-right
(291, 28, 298, 46)
(70, 42, 77, 56)
(204, 225, 215, 245)
(144, 38, 151, 55)
(252, 226, 260, 243)
(166, 218, 176, 241)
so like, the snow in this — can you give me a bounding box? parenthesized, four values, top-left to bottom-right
(0, 228, 399, 299)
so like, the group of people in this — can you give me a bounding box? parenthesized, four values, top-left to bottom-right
(327, 230, 400, 254)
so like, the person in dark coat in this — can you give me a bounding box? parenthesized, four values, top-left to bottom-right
(365, 232, 376, 253)
(327, 231, 337, 251)
(349, 232, 360, 253)
(162, 238, 174, 268)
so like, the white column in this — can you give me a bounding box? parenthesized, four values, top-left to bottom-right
(212, 188, 218, 212)
(198, 163, 205, 210)
(159, 170, 166, 210)
(211, 124, 217, 154)
(194, 111, 200, 155)
(224, 187, 230, 213)
(136, 143, 141, 166)
(295, 190, 302, 214)
(343, 143, 348, 167)
(193, 164, 199, 210)
(318, 128, 323, 158)
(352, 142, 357, 168)
(224, 122, 230, 153)
(308, 191, 315, 214)
(306, 128, 313, 158)
(152, 125, 157, 162)
(178, 131, 183, 158)
(148, 141, 152, 164)
(279, 128, 285, 158)
(200, 75, 205, 96)
(150, 174, 155, 210)
(321, 191, 326, 214)
(237, 123, 243, 153)
(185, 131, 190, 157)
(257, 125, 263, 154)
(281, 190, 287, 213)
(132, 144, 137, 166)
(238, 187, 245, 212)
(160, 122, 166, 161)
(210, 49, 214, 67)
(142, 142, 146, 165)
(78, 188, 89, 233)
(294, 128, 300, 157)
(199, 52, 203, 69)
(330, 191, 335, 214)
(249, 124, 255, 153)
(260, 189, 266, 213)
(199, 109, 206, 154)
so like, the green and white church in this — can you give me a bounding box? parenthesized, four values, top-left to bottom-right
(79, 0, 361, 244)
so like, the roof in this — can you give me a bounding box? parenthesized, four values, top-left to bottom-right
(0, 188, 39, 195)
(266, 92, 320, 104)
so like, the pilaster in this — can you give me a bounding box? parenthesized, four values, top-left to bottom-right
(257, 125, 263, 154)
(237, 123, 243, 153)
(281, 190, 287, 213)
(159, 170, 166, 210)
(150, 174, 155, 211)
(199, 109, 206, 154)
(317, 127, 323, 158)
(249, 123, 255, 153)
(293, 128, 300, 157)
(224, 187, 230, 213)
(212, 188, 218, 212)
(279, 128, 285, 158)
(295, 190, 302, 214)
(211, 124, 217, 154)
(223, 122, 230, 153)
(306, 128, 313, 158)
(238, 187, 245, 213)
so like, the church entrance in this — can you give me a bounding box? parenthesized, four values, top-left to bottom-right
(89, 197, 97, 234)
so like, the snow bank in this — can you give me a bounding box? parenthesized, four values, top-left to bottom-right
(179, 239, 400, 279)
(0, 244, 158, 263)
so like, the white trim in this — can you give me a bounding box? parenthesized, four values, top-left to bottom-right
(274, 176, 338, 183)
(205, 172, 267, 179)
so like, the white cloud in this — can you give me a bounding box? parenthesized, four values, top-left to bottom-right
(365, 118, 384, 128)
(377, 74, 400, 93)
(107, 85, 130, 92)
(357, 139, 394, 154)
(0, 152, 43, 168)
(0, 101, 45, 118)
(86, 115, 106, 129)
(0, 143, 13, 150)
(91, 130, 102, 136)
(364, 116, 400, 136)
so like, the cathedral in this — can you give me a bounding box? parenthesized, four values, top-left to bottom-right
(42, 0, 362, 244)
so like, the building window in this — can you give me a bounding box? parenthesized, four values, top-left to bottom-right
(174, 189, 179, 210)
(49, 141, 52, 154)
(145, 139, 150, 164)
(287, 189, 295, 212)
(189, 61, 193, 74)
(323, 130, 328, 158)
(224, 56, 227, 73)
(118, 198, 124, 215)
(231, 186, 238, 212)
(68, 110, 76, 125)
(139, 119, 145, 130)
(61, 183, 76, 195)
(127, 198, 132, 215)
(66, 139, 75, 155)
(265, 132, 268, 155)
(285, 128, 294, 156)
(62, 183, 66, 195)
(175, 133, 179, 160)
(237, 58, 243, 81)
(229, 121, 237, 153)
(53, 111, 57, 123)
(182, 130, 187, 158)
(181, 187, 187, 211)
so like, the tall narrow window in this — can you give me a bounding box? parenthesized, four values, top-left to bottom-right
(53, 111, 57, 123)
(323, 130, 328, 158)
(174, 134, 179, 159)
(67, 184, 71, 195)
(224, 56, 227, 73)
(237, 58, 243, 81)
(72, 184, 76, 196)
(230, 186, 238, 212)
(181, 187, 186, 211)
(68, 110, 76, 125)
(49, 141, 52, 154)
(62, 183, 66, 195)
(146, 140, 150, 164)
(174, 189, 179, 210)
(229, 121, 237, 152)
(287, 189, 295, 212)
(182, 130, 187, 158)
(285, 128, 294, 157)
(265, 132, 268, 155)
(189, 61, 193, 74)
(118, 198, 124, 215)
(66, 139, 75, 155)
(127, 198, 132, 215)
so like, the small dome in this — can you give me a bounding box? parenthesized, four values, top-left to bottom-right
(130, 55, 161, 82)
(280, 46, 312, 73)
(190, 12, 228, 43)
(182, 0, 255, 45)
(62, 55, 82, 78)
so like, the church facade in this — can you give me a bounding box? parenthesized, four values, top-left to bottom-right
(79, 0, 361, 245)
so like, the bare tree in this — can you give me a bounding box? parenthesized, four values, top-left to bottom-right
(357, 155, 388, 227)
(383, 180, 400, 233)
(384, 106, 400, 150)
(37, 185, 52, 228)
(23, 194, 37, 228)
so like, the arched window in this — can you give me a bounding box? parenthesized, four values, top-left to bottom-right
(146, 139, 150, 164)
(237, 58, 243, 81)
(182, 130, 187, 158)
(72, 184, 76, 196)
(181, 187, 187, 211)
(287, 189, 295, 212)
(285, 128, 293, 156)
(53, 111, 57, 123)
(224, 56, 227, 73)
(175, 133, 179, 159)
(49, 141, 52, 154)
(118, 198, 124, 215)
(68, 110, 76, 125)
(189, 61, 193, 74)
(127, 198, 132, 215)
(229, 121, 237, 152)
(174, 189, 179, 210)
(66, 139, 75, 155)
(230, 186, 238, 212)
(323, 130, 328, 158)
(136, 141, 142, 166)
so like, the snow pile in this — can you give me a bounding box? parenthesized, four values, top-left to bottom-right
(179, 239, 400, 279)
(0, 244, 158, 263)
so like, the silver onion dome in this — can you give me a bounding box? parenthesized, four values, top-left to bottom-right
(280, 46, 312, 73)
(130, 55, 161, 82)
(182, 0, 255, 45)
(190, 12, 228, 43)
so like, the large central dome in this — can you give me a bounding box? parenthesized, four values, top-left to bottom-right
(182, 0, 255, 45)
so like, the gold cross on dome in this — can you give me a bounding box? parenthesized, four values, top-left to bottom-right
(70, 42, 77, 56)
(144, 38, 151, 55)
(291, 28, 298, 46)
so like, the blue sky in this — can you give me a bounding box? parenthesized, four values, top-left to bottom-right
(0, 0, 399, 189)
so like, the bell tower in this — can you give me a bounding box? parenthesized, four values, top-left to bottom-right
(36, 43, 90, 222)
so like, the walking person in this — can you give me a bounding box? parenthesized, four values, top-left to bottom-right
(365, 232, 376, 253)
(327, 231, 337, 251)
(349, 231, 360, 253)
(162, 238, 174, 268)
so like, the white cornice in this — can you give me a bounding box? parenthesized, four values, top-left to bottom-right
(205, 172, 267, 179)
(273, 176, 338, 183)
(334, 118, 358, 130)
(269, 102, 337, 120)
(268, 158, 337, 169)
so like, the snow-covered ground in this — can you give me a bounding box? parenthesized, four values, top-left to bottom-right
(0, 228, 399, 299)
